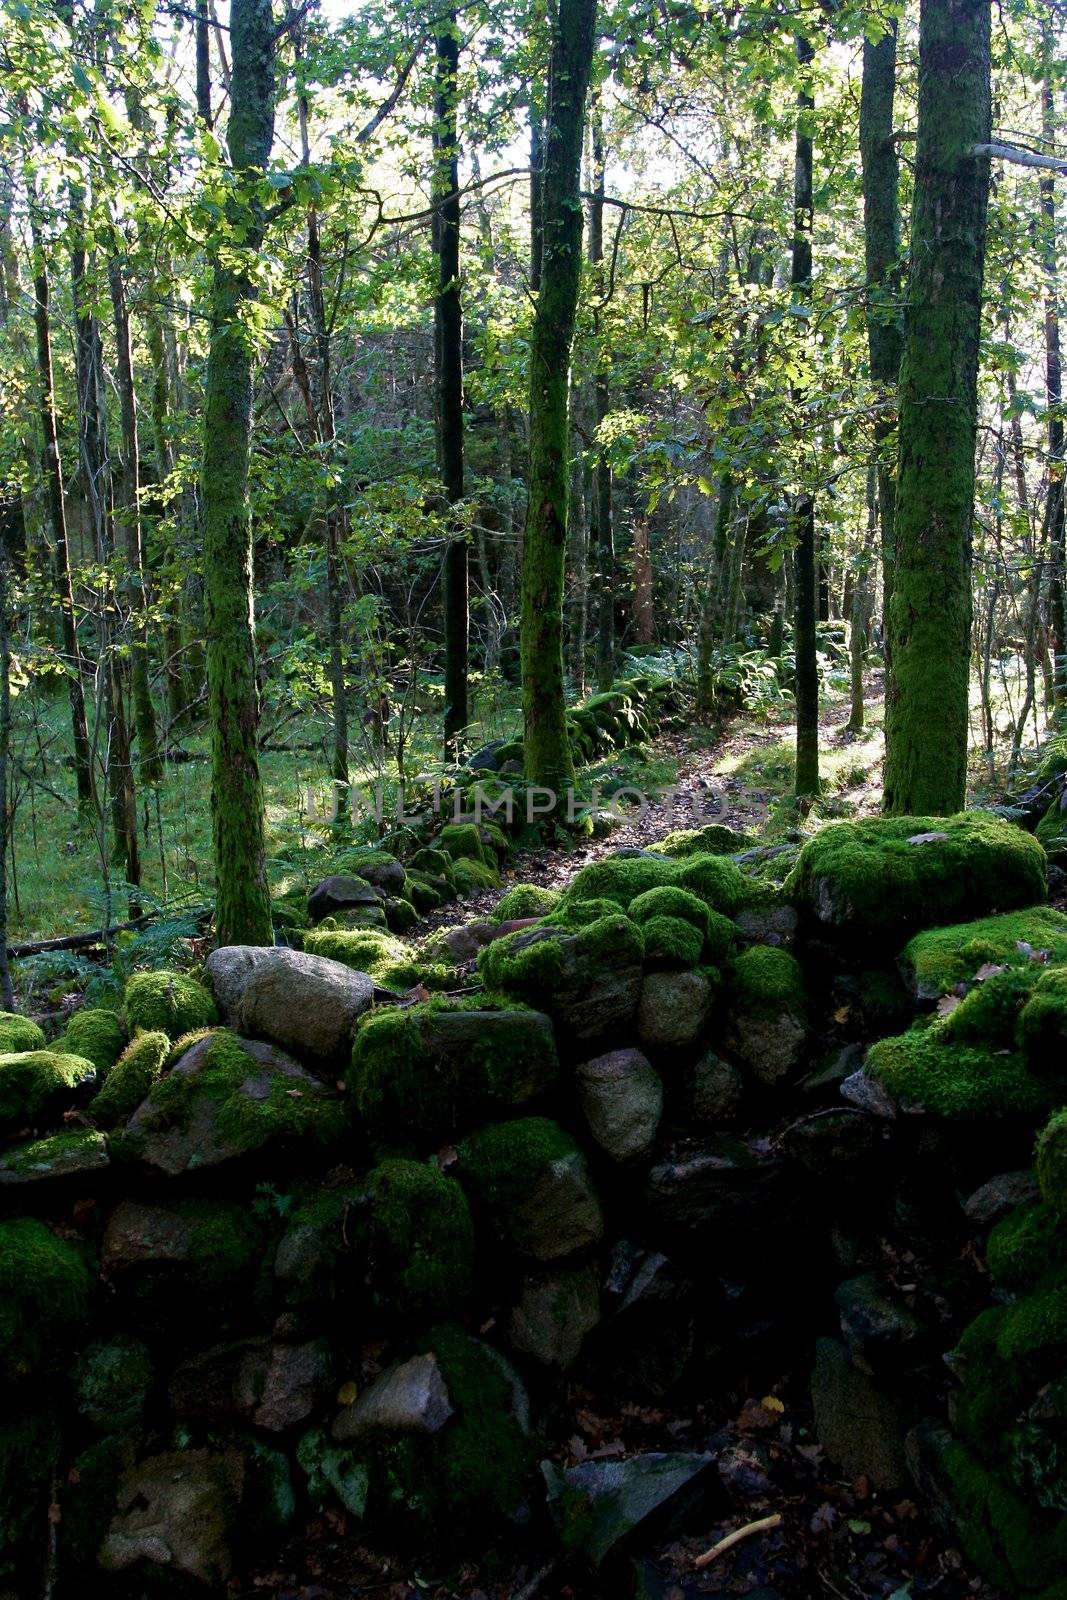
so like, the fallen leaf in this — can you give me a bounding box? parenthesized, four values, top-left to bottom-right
(973, 962, 1007, 982)
(760, 1394, 785, 1414)
(810, 1501, 837, 1533)
(936, 994, 960, 1016)
(906, 831, 949, 845)
(336, 1380, 359, 1406)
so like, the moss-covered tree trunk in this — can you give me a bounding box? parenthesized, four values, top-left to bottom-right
(200, 0, 276, 947)
(434, 14, 468, 756)
(589, 99, 615, 692)
(521, 0, 597, 793)
(883, 0, 991, 815)
(1040, 25, 1065, 701)
(792, 35, 820, 797)
(109, 259, 162, 784)
(859, 18, 903, 675)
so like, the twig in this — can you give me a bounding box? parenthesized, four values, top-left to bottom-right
(693, 1513, 783, 1569)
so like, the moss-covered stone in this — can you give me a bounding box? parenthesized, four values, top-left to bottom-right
(383, 896, 418, 934)
(0, 1127, 109, 1185)
(74, 1336, 153, 1432)
(542, 895, 631, 932)
(902, 908, 1067, 1000)
(988, 1203, 1067, 1292)
(866, 1024, 1054, 1118)
(55, 1008, 125, 1073)
(0, 1049, 97, 1131)
(124, 968, 217, 1038)
(1019, 968, 1067, 1062)
(0, 1218, 92, 1380)
(0, 1411, 59, 1578)
(640, 915, 703, 968)
(451, 855, 502, 892)
(729, 944, 806, 1019)
(365, 1159, 475, 1317)
(788, 813, 1048, 942)
(88, 1031, 170, 1127)
(628, 886, 710, 937)
(101, 1196, 263, 1326)
(303, 927, 419, 988)
(0, 1011, 45, 1055)
(654, 822, 755, 857)
(1038, 1110, 1067, 1217)
(940, 967, 1041, 1046)
(438, 823, 486, 864)
(945, 1437, 1067, 1594)
(493, 882, 561, 922)
(458, 1117, 599, 1260)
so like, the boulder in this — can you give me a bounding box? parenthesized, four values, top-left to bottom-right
(100, 1197, 261, 1326)
(734, 902, 799, 947)
(99, 1448, 241, 1587)
(332, 1352, 454, 1443)
(461, 1118, 604, 1261)
(962, 1169, 1040, 1226)
(840, 1067, 898, 1118)
(645, 1138, 788, 1240)
(509, 1262, 600, 1369)
(637, 970, 715, 1050)
(544, 1451, 714, 1566)
(688, 1051, 743, 1123)
(810, 1337, 907, 1490)
(725, 946, 808, 1084)
(307, 874, 383, 923)
(834, 1274, 924, 1373)
(170, 1337, 331, 1432)
(0, 1127, 109, 1186)
(206, 945, 374, 1060)
(121, 1032, 344, 1175)
(577, 1047, 662, 1162)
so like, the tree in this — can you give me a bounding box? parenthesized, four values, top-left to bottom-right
(200, 0, 277, 946)
(883, 0, 992, 815)
(435, 11, 468, 756)
(520, 0, 598, 794)
(792, 33, 820, 798)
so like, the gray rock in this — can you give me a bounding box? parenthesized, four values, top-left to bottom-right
(296, 1427, 370, 1517)
(99, 1449, 241, 1587)
(962, 1169, 1040, 1226)
(544, 1451, 714, 1566)
(781, 1109, 879, 1176)
(332, 1352, 454, 1443)
(510, 1262, 600, 1369)
(688, 1051, 743, 1123)
(645, 1138, 787, 1237)
(122, 1033, 342, 1176)
(509, 1149, 604, 1260)
(467, 739, 505, 772)
(348, 853, 407, 893)
(637, 970, 714, 1050)
(419, 1007, 559, 1104)
(835, 1274, 923, 1373)
(597, 1244, 697, 1398)
(578, 1047, 662, 1162)
(308, 874, 383, 922)
(0, 1127, 109, 1185)
(840, 1067, 898, 1118)
(734, 903, 799, 947)
(810, 1337, 906, 1490)
(555, 938, 644, 1041)
(206, 945, 374, 1060)
(726, 1010, 806, 1086)
(170, 1337, 331, 1432)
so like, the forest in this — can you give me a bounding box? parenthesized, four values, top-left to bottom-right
(2, 0, 1067, 1597)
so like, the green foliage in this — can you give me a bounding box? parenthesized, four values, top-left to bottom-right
(123, 969, 217, 1039)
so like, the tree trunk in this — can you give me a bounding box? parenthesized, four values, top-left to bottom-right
(589, 99, 615, 691)
(434, 14, 468, 756)
(109, 259, 162, 783)
(632, 517, 654, 645)
(792, 35, 820, 797)
(696, 474, 733, 716)
(520, 0, 597, 793)
(1041, 24, 1065, 702)
(860, 18, 902, 673)
(848, 461, 877, 734)
(200, 0, 276, 947)
(883, 0, 991, 815)
(27, 202, 93, 814)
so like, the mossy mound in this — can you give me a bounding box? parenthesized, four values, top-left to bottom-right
(451, 855, 501, 892)
(654, 822, 754, 857)
(641, 915, 704, 968)
(88, 1031, 170, 1127)
(0, 1217, 92, 1380)
(939, 967, 1041, 1047)
(0, 1127, 108, 1183)
(459, 1115, 577, 1218)
(945, 1437, 1067, 1595)
(477, 914, 645, 1002)
(438, 823, 488, 864)
(493, 883, 561, 922)
(866, 1023, 1059, 1118)
(0, 1049, 97, 1131)
(729, 945, 806, 1019)
(349, 1000, 559, 1149)
(1037, 1110, 1067, 1216)
(542, 895, 630, 933)
(73, 1335, 153, 1432)
(124, 969, 217, 1038)
(628, 885, 710, 937)
(54, 1008, 125, 1073)
(1018, 969, 1067, 1063)
(364, 1159, 475, 1318)
(987, 1202, 1067, 1292)
(303, 927, 419, 989)
(0, 1012, 45, 1055)
(902, 907, 1067, 1000)
(787, 813, 1047, 942)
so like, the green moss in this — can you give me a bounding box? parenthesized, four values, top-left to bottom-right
(406, 873, 444, 912)
(1019, 968, 1067, 1062)
(941, 967, 1041, 1046)
(349, 1008, 439, 1145)
(857, 967, 913, 1032)
(459, 1116, 576, 1216)
(451, 855, 502, 892)
(124, 969, 217, 1038)
(1038, 1110, 1067, 1216)
(557, 854, 677, 911)
(178, 1197, 263, 1289)
(73, 1336, 152, 1432)
(478, 928, 566, 994)
(334, 846, 403, 878)
(996, 1276, 1067, 1366)
(0, 1049, 97, 1131)
(365, 1159, 475, 1317)
(867, 1023, 1055, 1117)
(902, 908, 1067, 998)
(412, 847, 453, 876)
(493, 883, 561, 922)
(574, 912, 644, 968)
(628, 886, 710, 936)
(655, 822, 754, 858)
(55, 1008, 125, 1073)
(677, 853, 771, 916)
(945, 1439, 1067, 1594)
(303, 927, 418, 988)
(0, 1218, 92, 1380)
(429, 1324, 534, 1524)
(729, 945, 806, 1019)
(641, 915, 703, 968)
(543, 895, 630, 931)
(383, 896, 418, 934)
(164, 1026, 216, 1067)
(787, 813, 1048, 940)
(0, 1411, 59, 1577)
(0, 1127, 106, 1177)
(138, 1028, 345, 1152)
(952, 1306, 1023, 1446)
(0, 1012, 45, 1055)
(438, 823, 486, 864)
(88, 1031, 169, 1127)
(988, 1203, 1067, 1292)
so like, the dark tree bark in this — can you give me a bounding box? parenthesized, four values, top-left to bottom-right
(521, 0, 597, 792)
(792, 35, 820, 797)
(434, 13, 468, 755)
(200, 0, 276, 946)
(859, 17, 903, 671)
(883, 0, 991, 815)
(588, 98, 615, 692)
(1040, 24, 1065, 700)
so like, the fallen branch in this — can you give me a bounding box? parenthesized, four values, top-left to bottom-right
(8, 905, 211, 960)
(693, 1513, 783, 1569)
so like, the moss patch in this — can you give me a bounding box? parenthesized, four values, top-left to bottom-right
(304, 927, 419, 989)
(365, 1159, 475, 1317)
(459, 1116, 576, 1216)
(866, 1025, 1055, 1118)
(988, 1202, 1067, 1292)
(654, 822, 754, 857)
(494, 883, 561, 922)
(0, 1218, 92, 1380)
(1018, 968, 1067, 1062)
(902, 908, 1067, 1000)
(0, 1049, 97, 1131)
(124, 969, 217, 1038)
(1038, 1110, 1067, 1216)
(641, 915, 703, 968)
(0, 1012, 45, 1055)
(89, 1031, 170, 1127)
(730, 945, 806, 1018)
(55, 1008, 125, 1073)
